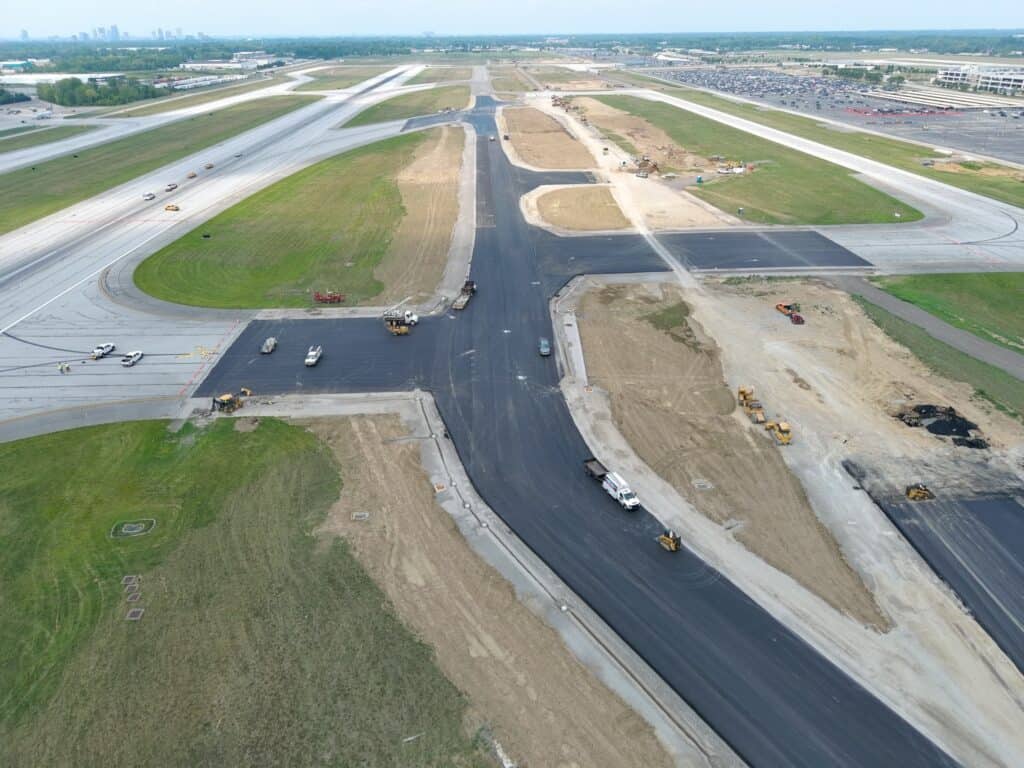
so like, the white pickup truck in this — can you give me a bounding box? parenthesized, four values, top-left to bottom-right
(583, 457, 641, 510)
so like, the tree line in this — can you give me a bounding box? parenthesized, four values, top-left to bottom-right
(0, 88, 31, 105)
(36, 77, 161, 107)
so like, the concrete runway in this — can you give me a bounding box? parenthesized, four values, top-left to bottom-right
(878, 494, 1024, 676)
(197, 98, 957, 768)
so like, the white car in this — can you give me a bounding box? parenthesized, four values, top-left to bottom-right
(142, 192, 156, 201)
(91, 342, 116, 359)
(120, 350, 144, 367)
(164, 183, 178, 192)
(260, 336, 277, 354)
(304, 345, 322, 367)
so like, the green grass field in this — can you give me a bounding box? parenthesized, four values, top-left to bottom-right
(107, 76, 284, 117)
(0, 125, 39, 138)
(0, 124, 95, 154)
(594, 95, 921, 225)
(295, 65, 391, 91)
(615, 71, 1024, 209)
(135, 130, 431, 307)
(0, 418, 490, 766)
(407, 67, 473, 84)
(872, 273, 1024, 353)
(854, 297, 1024, 420)
(0, 95, 318, 235)
(346, 86, 470, 127)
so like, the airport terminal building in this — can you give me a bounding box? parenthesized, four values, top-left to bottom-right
(936, 65, 1024, 95)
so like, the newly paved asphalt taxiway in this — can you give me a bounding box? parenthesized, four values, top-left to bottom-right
(198, 97, 957, 767)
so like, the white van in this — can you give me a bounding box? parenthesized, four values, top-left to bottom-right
(602, 471, 640, 510)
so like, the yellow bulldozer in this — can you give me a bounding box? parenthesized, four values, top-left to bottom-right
(905, 483, 935, 501)
(765, 420, 793, 446)
(657, 530, 682, 552)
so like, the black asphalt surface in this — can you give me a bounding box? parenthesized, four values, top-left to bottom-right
(197, 97, 955, 767)
(880, 495, 1024, 676)
(660, 230, 871, 270)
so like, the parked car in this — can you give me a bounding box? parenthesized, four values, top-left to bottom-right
(304, 345, 322, 366)
(142, 192, 156, 201)
(91, 342, 115, 359)
(120, 351, 144, 367)
(260, 337, 278, 354)
(538, 337, 551, 357)
(164, 204, 180, 212)
(164, 183, 178, 192)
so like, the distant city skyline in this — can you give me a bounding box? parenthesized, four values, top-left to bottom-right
(5, 0, 1023, 39)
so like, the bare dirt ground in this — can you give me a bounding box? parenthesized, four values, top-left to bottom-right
(532, 185, 631, 231)
(577, 283, 887, 628)
(935, 157, 1024, 181)
(375, 126, 463, 305)
(305, 415, 674, 768)
(574, 97, 710, 174)
(499, 107, 596, 170)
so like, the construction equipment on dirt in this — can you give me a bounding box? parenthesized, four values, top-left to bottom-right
(775, 302, 801, 317)
(212, 393, 243, 413)
(764, 420, 793, 446)
(452, 279, 477, 310)
(657, 530, 682, 552)
(313, 290, 346, 304)
(789, 313, 805, 325)
(905, 483, 935, 501)
(383, 309, 419, 335)
(737, 386, 767, 424)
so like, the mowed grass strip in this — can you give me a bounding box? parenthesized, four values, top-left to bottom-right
(618, 72, 1024, 209)
(106, 76, 285, 117)
(873, 272, 1024, 353)
(0, 95, 319, 235)
(853, 296, 1024, 420)
(595, 95, 921, 225)
(135, 130, 432, 307)
(0, 124, 95, 154)
(407, 67, 473, 84)
(295, 65, 392, 92)
(346, 85, 470, 127)
(0, 418, 491, 767)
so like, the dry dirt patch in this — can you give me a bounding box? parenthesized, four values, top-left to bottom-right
(500, 106, 595, 169)
(535, 185, 631, 231)
(578, 283, 888, 629)
(374, 125, 463, 305)
(575, 96, 710, 173)
(305, 415, 673, 768)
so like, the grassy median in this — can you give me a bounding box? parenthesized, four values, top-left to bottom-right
(872, 273, 1024, 353)
(295, 65, 392, 91)
(0, 125, 96, 154)
(0, 418, 489, 766)
(0, 95, 318, 235)
(854, 296, 1023, 420)
(407, 67, 473, 84)
(346, 85, 470, 127)
(107, 76, 285, 117)
(616, 72, 1024, 210)
(594, 95, 921, 225)
(135, 129, 455, 308)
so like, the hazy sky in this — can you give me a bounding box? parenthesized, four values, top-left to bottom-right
(5, 0, 1023, 38)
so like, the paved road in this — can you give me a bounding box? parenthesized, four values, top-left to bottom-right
(877, 494, 1024, 676)
(197, 97, 957, 768)
(661, 230, 870, 271)
(835, 276, 1024, 381)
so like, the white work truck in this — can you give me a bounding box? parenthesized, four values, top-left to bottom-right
(583, 457, 641, 510)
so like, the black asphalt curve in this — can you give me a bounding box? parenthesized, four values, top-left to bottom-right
(879, 494, 1024, 676)
(197, 97, 954, 767)
(660, 230, 871, 271)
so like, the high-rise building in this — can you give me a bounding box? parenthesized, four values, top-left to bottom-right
(20, 29, 29, 41)
(110, 25, 119, 41)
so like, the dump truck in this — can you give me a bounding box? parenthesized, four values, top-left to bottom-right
(383, 309, 418, 335)
(583, 457, 640, 510)
(906, 483, 935, 501)
(452, 279, 476, 310)
(657, 530, 682, 552)
(765, 420, 793, 446)
(737, 386, 766, 424)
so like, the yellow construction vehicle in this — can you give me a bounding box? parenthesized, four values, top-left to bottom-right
(212, 393, 242, 413)
(738, 386, 766, 423)
(906, 483, 934, 501)
(765, 420, 793, 445)
(657, 530, 682, 552)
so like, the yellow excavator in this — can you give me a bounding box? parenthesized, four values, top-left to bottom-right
(657, 530, 682, 552)
(765, 420, 793, 445)
(212, 387, 253, 414)
(905, 483, 935, 501)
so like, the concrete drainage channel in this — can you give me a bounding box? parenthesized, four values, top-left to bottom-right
(214, 391, 742, 768)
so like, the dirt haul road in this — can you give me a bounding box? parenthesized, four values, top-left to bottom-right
(498, 106, 596, 170)
(305, 416, 675, 768)
(577, 282, 887, 628)
(375, 125, 464, 306)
